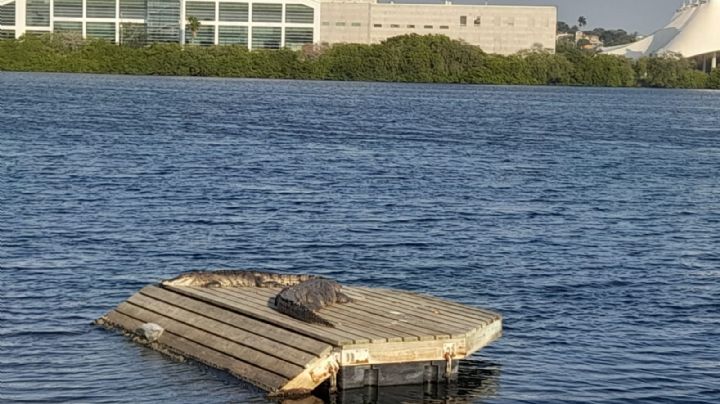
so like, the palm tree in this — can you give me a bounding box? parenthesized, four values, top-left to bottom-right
(577, 16, 587, 29)
(186, 16, 201, 45)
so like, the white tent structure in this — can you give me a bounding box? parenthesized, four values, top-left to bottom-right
(602, 0, 719, 71)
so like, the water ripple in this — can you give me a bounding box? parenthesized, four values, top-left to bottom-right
(1, 73, 719, 403)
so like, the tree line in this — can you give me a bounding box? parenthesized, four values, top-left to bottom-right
(0, 33, 718, 89)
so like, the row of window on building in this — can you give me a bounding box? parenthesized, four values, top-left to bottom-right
(0, 22, 312, 48)
(323, 15, 550, 30)
(0, 0, 314, 27)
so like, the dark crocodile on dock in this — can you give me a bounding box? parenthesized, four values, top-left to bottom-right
(274, 279, 353, 327)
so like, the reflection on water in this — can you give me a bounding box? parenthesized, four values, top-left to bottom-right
(306, 360, 501, 404)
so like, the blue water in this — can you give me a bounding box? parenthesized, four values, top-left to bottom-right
(1, 72, 719, 403)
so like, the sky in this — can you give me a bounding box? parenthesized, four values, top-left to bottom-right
(401, 0, 684, 34)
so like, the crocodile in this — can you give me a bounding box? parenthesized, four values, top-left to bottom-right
(161, 270, 318, 288)
(274, 278, 352, 327)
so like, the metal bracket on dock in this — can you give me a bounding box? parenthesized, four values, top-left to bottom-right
(443, 343, 456, 381)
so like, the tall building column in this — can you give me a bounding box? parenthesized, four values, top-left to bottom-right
(14, 0, 26, 38)
(712, 52, 717, 71)
(179, 0, 186, 45)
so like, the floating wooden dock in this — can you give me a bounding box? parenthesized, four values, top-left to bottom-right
(97, 281, 502, 397)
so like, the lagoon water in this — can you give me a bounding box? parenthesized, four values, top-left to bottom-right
(1, 72, 719, 403)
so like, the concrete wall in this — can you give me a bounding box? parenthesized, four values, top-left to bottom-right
(320, 1, 557, 55)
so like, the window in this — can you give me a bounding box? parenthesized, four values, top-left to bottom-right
(335, 22, 345, 26)
(86, 22, 116, 42)
(252, 26, 281, 49)
(351, 22, 361, 27)
(460, 16, 467, 26)
(120, 23, 146, 46)
(285, 4, 313, 24)
(252, 3, 281, 23)
(0, 1, 15, 26)
(26, 0, 50, 26)
(406, 24, 415, 28)
(86, 0, 116, 18)
(285, 27, 313, 49)
(218, 26, 248, 45)
(373, 24, 382, 28)
(187, 25, 214, 46)
(0, 30, 15, 39)
(54, 0, 82, 18)
(185, 1, 215, 21)
(439, 25, 449, 29)
(390, 24, 399, 28)
(219, 3, 248, 22)
(474, 17, 481, 26)
(321, 21, 330, 26)
(423, 25, 433, 29)
(53, 21, 82, 33)
(120, 0, 146, 19)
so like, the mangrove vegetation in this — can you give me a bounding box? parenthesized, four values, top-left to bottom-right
(0, 33, 718, 89)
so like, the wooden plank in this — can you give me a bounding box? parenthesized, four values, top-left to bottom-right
(127, 291, 319, 367)
(140, 286, 332, 357)
(243, 287, 429, 343)
(225, 288, 404, 342)
(103, 310, 288, 391)
(164, 285, 357, 346)
(391, 289, 502, 322)
(354, 287, 498, 329)
(215, 288, 392, 344)
(197, 288, 378, 344)
(115, 301, 304, 380)
(335, 290, 455, 340)
(344, 289, 472, 338)
(465, 318, 503, 355)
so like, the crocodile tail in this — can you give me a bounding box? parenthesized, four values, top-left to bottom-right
(275, 296, 335, 327)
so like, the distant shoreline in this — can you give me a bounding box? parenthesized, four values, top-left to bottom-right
(2, 34, 719, 90)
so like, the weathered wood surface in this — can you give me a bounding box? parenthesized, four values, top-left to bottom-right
(99, 283, 502, 395)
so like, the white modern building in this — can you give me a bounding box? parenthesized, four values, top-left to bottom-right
(0, 0, 319, 47)
(0, 0, 557, 54)
(602, 0, 719, 71)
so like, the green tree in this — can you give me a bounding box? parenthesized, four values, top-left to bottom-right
(186, 16, 201, 45)
(708, 69, 720, 89)
(578, 16, 588, 28)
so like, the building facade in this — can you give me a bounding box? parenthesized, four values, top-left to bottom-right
(320, 0, 556, 55)
(0, 0, 556, 54)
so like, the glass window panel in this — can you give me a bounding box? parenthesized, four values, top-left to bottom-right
(146, 0, 181, 43)
(26, 0, 50, 27)
(120, 0, 147, 19)
(252, 3, 281, 23)
(120, 23, 146, 45)
(0, 30, 15, 40)
(285, 4, 313, 24)
(218, 25, 247, 45)
(186, 24, 214, 45)
(87, 0, 116, 18)
(284, 27, 312, 50)
(86, 22, 116, 42)
(219, 2, 247, 22)
(54, 0, 82, 18)
(0, 1, 17, 26)
(186, 1, 215, 21)
(251, 26, 280, 49)
(54, 21, 82, 33)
